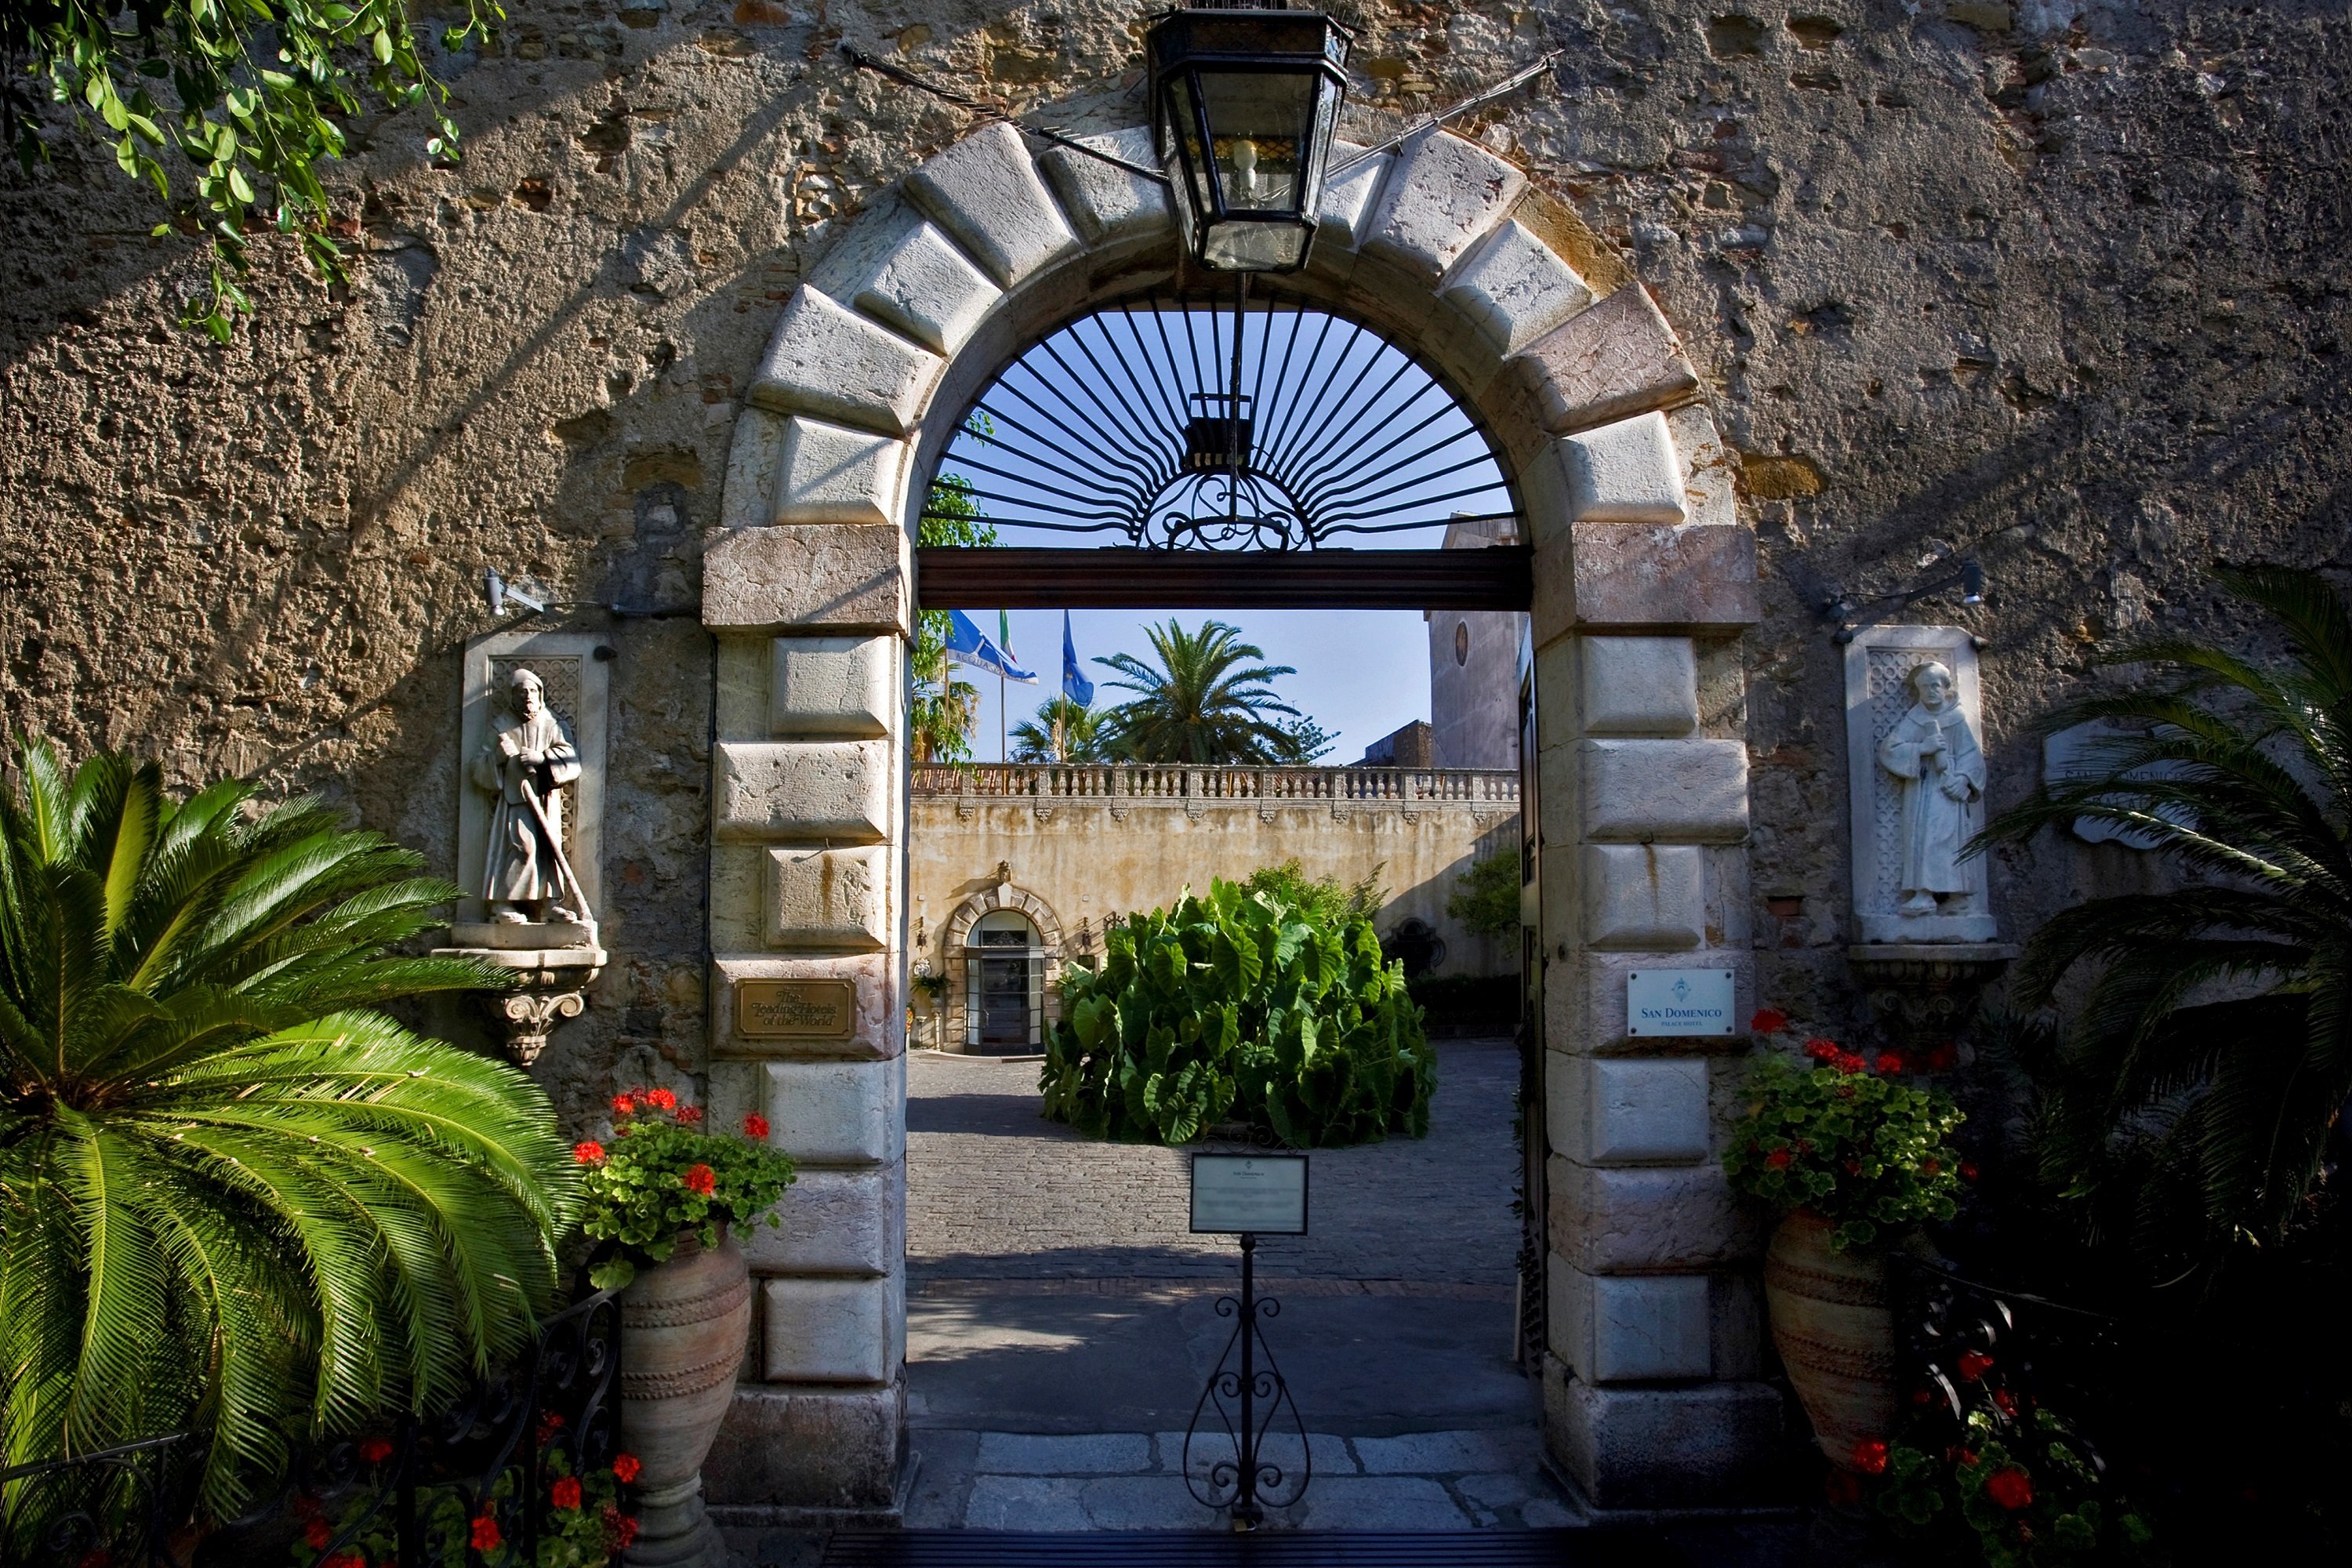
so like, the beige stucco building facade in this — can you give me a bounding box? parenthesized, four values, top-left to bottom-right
(906, 763, 1520, 1051)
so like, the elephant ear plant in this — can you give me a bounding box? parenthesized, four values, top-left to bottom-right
(0, 741, 580, 1519)
(1041, 877, 1433, 1147)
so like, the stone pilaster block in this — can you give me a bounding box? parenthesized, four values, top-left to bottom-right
(1548, 1257, 1714, 1383)
(1543, 1362, 1783, 1510)
(1569, 522, 1762, 631)
(1443, 220, 1593, 357)
(1671, 404, 1738, 530)
(744, 1163, 903, 1276)
(1361, 131, 1526, 285)
(764, 844, 891, 950)
(761, 1273, 903, 1385)
(1312, 144, 1390, 253)
(762, 1055, 903, 1166)
(712, 954, 902, 1061)
(717, 740, 892, 842)
(1548, 1055, 1712, 1165)
(1547, 952, 1756, 1058)
(851, 220, 1001, 356)
(750, 287, 942, 436)
(1548, 1157, 1761, 1272)
(771, 635, 895, 738)
(701, 524, 908, 636)
(1559, 412, 1686, 525)
(721, 408, 786, 532)
(1581, 844, 1704, 950)
(1581, 739, 1749, 844)
(771, 416, 906, 527)
(706, 1378, 906, 1511)
(1512, 285, 1700, 435)
(1581, 637, 1699, 736)
(1037, 126, 1171, 246)
(904, 122, 1081, 289)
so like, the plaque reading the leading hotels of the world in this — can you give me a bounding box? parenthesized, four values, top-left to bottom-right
(1189, 1154, 1309, 1236)
(1625, 968, 1737, 1037)
(736, 978, 855, 1040)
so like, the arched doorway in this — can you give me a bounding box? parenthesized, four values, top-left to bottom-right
(702, 119, 1766, 1517)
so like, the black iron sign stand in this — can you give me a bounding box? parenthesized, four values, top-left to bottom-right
(1183, 1152, 1311, 1531)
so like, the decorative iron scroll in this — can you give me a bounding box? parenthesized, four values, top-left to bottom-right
(927, 289, 1519, 550)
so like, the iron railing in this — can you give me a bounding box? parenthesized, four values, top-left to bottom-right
(1, 1287, 621, 1568)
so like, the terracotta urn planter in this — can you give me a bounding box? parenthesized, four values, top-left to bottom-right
(1763, 1208, 1899, 1470)
(619, 1226, 753, 1567)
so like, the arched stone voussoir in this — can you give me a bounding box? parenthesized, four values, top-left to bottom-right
(1509, 283, 1704, 437)
(905, 120, 1085, 291)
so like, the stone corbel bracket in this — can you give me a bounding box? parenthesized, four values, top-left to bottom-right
(436, 922, 610, 1068)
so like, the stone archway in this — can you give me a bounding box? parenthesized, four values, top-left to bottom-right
(702, 119, 1768, 1517)
(939, 877, 1065, 1049)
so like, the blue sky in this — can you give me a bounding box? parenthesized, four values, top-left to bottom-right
(960, 607, 1432, 764)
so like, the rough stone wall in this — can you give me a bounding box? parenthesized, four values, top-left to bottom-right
(3, 0, 2348, 1106)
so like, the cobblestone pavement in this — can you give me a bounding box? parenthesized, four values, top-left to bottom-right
(906, 1038, 1525, 1284)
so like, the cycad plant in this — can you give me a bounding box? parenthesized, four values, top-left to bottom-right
(0, 742, 579, 1516)
(1976, 566, 2352, 1271)
(1096, 619, 1330, 764)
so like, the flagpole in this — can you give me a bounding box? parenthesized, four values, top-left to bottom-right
(1000, 668, 1007, 762)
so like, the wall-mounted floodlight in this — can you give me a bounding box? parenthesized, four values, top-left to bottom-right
(485, 568, 547, 616)
(1819, 557, 1991, 644)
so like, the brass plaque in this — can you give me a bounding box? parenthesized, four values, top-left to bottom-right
(736, 978, 856, 1040)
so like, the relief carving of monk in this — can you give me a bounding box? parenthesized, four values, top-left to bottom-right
(1875, 660, 1984, 916)
(473, 667, 583, 924)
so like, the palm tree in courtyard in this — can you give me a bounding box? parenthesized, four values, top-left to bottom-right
(0, 742, 579, 1514)
(1976, 565, 2352, 1272)
(1011, 695, 1118, 763)
(1095, 619, 1330, 765)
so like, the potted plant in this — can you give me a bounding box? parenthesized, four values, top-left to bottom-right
(576, 1091, 793, 1566)
(1725, 1012, 1965, 1471)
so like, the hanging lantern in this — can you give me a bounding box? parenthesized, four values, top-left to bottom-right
(1147, 2, 1352, 274)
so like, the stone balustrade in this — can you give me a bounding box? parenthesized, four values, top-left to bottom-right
(911, 764, 1521, 805)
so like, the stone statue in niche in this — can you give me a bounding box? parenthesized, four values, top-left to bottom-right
(1875, 661, 1985, 917)
(473, 666, 585, 923)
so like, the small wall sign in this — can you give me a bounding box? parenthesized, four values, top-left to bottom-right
(736, 978, 855, 1040)
(1626, 968, 1737, 1037)
(1189, 1154, 1309, 1236)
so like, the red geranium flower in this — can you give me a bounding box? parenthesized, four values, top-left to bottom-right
(551, 1475, 583, 1511)
(1765, 1148, 1792, 1169)
(1921, 1158, 1941, 1176)
(683, 1163, 717, 1196)
(1875, 1051, 1905, 1074)
(1804, 1038, 1839, 1062)
(1850, 1437, 1889, 1475)
(536, 1409, 566, 1443)
(1844, 1159, 1863, 1175)
(306, 1516, 334, 1549)
(1959, 1449, 1980, 1468)
(743, 1112, 771, 1140)
(1992, 1388, 2019, 1417)
(612, 1094, 636, 1117)
(645, 1087, 677, 1111)
(612, 1512, 641, 1548)
(1958, 1349, 1994, 1381)
(677, 1104, 704, 1126)
(1751, 1008, 1789, 1034)
(1960, 1162, 1980, 1183)
(574, 1140, 606, 1166)
(612, 1453, 643, 1484)
(471, 1513, 503, 1552)
(1985, 1466, 2034, 1510)
(1837, 1051, 1869, 1074)
(357, 1436, 394, 1465)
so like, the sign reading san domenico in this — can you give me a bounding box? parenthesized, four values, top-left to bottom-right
(736, 978, 855, 1040)
(1625, 969, 1737, 1037)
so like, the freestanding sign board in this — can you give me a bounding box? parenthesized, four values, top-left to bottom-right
(1189, 1153, 1309, 1236)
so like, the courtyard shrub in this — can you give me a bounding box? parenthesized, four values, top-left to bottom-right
(1040, 878, 1433, 1147)
(0, 741, 579, 1519)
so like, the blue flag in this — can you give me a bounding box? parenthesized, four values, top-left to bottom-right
(945, 610, 1038, 683)
(1062, 611, 1095, 707)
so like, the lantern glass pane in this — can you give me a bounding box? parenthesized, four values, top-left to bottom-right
(1203, 220, 1310, 272)
(1196, 67, 1318, 218)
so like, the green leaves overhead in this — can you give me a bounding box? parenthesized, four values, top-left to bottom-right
(1040, 876, 1434, 1149)
(0, 740, 577, 1518)
(5, 0, 503, 340)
